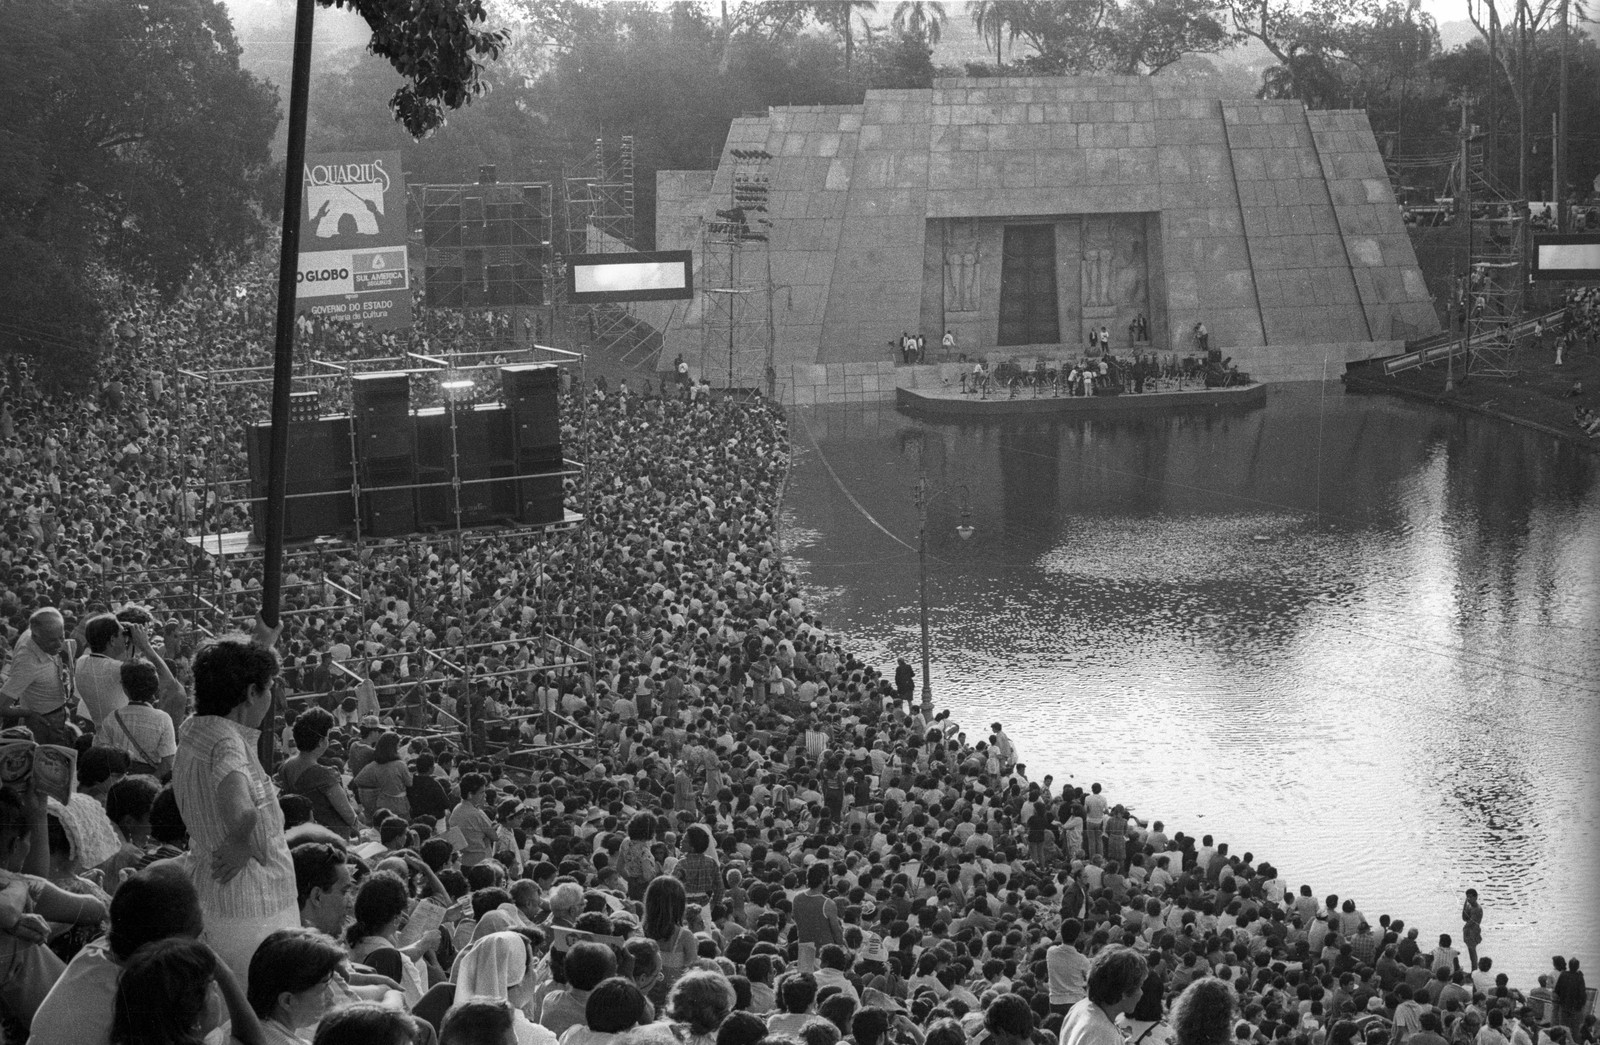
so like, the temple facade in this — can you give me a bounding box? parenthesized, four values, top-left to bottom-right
(651, 76, 1439, 403)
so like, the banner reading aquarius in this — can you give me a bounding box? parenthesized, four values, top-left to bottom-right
(295, 150, 412, 331)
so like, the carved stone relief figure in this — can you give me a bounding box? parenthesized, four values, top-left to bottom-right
(1081, 218, 1115, 308)
(944, 220, 980, 312)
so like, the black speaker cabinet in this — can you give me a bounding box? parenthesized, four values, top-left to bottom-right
(247, 420, 356, 541)
(514, 471, 564, 526)
(351, 372, 410, 413)
(502, 364, 561, 463)
(353, 372, 413, 460)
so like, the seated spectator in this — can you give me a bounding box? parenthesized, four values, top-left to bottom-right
(30, 864, 206, 1045)
(562, 976, 650, 1045)
(767, 970, 820, 1038)
(246, 927, 350, 1045)
(100, 773, 163, 888)
(311, 1001, 422, 1045)
(78, 747, 132, 806)
(0, 786, 110, 1028)
(1171, 978, 1237, 1045)
(346, 869, 440, 1007)
(109, 935, 262, 1045)
(541, 940, 619, 1037)
(451, 930, 553, 1045)
(443, 998, 521, 1045)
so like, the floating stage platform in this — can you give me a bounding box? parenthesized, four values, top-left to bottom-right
(895, 382, 1267, 418)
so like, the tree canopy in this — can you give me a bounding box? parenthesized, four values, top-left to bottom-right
(0, 0, 280, 380)
(0, 0, 507, 380)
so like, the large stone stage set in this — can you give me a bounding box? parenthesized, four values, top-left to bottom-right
(650, 76, 1438, 405)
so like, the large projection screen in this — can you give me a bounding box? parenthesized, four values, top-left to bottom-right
(565, 251, 694, 303)
(1531, 234, 1600, 281)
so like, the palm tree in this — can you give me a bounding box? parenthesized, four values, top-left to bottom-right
(968, 0, 1006, 65)
(813, 1, 880, 80)
(892, 1, 950, 46)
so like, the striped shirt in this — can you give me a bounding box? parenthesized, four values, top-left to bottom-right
(174, 715, 297, 920)
(674, 852, 723, 903)
(0, 633, 76, 714)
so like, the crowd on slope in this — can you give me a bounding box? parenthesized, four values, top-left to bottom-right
(0, 271, 1593, 1045)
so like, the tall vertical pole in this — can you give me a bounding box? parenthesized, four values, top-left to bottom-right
(1557, 0, 1569, 232)
(1451, 98, 1468, 394)
(916, 474, 932, 715)
(1516, 1, 1529, 207)
(262, 0, 316, 629)
(1551, 111, 1559, 219)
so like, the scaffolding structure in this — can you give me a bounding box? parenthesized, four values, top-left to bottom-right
(173, 346, 581, 626)
(700, 149, 776, 394)
(156, 347, 599, 759)
(418, 180, 556, 345)
(552, 137, 667, 371)
(589, 136, 635, 250)
(1454, 116, 1529, 379)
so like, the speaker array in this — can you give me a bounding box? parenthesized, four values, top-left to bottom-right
(246, 365, 565, 541)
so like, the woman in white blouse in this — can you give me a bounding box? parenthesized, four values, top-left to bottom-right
(172, 621, 300, 988)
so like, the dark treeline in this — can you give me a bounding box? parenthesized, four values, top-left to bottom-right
(4, 0, 1597, 376)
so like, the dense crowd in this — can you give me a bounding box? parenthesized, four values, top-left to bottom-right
(0, 268, 1593, 1045)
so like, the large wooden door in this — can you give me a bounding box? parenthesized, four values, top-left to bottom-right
(998, 224, 1060, 346)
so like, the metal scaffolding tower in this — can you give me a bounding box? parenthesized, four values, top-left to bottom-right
(590, 136, 635, 250)
(554, 137, 663, 370)
(1455, 121, 1529, 379)
(700, 149, 775, 394)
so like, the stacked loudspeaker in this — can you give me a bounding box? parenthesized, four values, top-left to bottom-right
(246, 364, 566, 542)
(502, 364, 564, 527)
(353, 373, 418, 537)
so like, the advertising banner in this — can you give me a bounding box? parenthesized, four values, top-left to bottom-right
(296, 151, 412, 330)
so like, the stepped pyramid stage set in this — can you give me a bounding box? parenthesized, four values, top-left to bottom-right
(644, 76, 1439, 404)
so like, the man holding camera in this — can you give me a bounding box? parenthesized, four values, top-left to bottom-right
(73, 613, 134, 727)
(74, 612, 183, 729)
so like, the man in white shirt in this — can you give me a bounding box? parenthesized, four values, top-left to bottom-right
(813, 945, 861, 1005)
(74, 613, 132, 725)
(1060, 947, 1149, 1045)
(1047, 919, 1092, 1014)
(0, 607, 77, 744)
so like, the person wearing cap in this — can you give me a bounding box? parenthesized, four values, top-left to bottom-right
(0, 607, 78, 745)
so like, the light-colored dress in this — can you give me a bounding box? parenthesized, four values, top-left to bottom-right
(173, 715, 300, 985)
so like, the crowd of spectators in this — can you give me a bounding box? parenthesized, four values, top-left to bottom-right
(0, 268, 1593, 1045)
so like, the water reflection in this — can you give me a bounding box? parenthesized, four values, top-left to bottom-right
(784, 385, 1600, 988)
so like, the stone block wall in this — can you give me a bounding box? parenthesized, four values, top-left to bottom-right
(656, 76, 1438, 392)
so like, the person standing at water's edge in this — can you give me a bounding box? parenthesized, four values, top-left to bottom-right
(895, 658, 914, 708)
(1553, 957, 1586, 1036)
(1461, 889, 1484, 969)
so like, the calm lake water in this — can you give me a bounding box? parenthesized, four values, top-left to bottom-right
(780, 383, 1600, 989)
